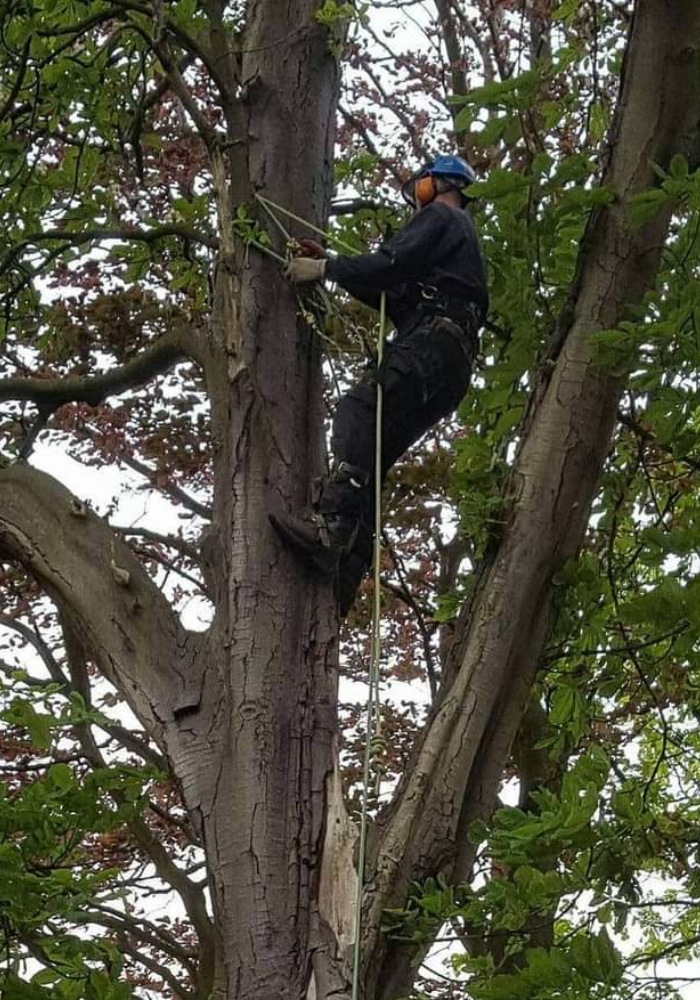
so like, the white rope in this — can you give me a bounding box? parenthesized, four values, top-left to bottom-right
(351, 291, 386, 1000)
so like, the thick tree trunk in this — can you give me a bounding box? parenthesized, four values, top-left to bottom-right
(162, 8, 347, 999)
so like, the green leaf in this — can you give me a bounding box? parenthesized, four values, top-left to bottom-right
(550, 687, 576, 725)
(433, 591, 460, 622)
(669, 153, 689, 181)
(628, 186, 670, 227)
(593, 927, 624, 984)
(467, 169, 532, 200)
(46, 762, 73, 793)
(2, 698, 52, 749)
(552, 0, 579, 22)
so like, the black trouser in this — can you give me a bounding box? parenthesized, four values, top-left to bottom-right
(330, 314, 476, 555)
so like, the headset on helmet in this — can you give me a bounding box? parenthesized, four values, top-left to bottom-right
(401, 154, 476, 208)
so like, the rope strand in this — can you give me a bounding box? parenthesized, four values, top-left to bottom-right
(255, 193, 359, 256)
(351, 291, 386, 1000)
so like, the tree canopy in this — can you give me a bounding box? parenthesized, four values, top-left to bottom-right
(2, 1, 700, 999)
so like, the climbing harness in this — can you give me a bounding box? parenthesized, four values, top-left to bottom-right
(235, 200, 386, 998)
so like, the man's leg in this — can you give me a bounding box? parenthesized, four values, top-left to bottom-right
(270, 319, 473, 610)
(335, 320, 473, 610)
(268, 370, 376, 576)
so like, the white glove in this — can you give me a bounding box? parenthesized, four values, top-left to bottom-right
(284, 257, 327, 284)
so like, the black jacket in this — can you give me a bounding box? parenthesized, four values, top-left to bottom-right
(325, 202, 488, 333)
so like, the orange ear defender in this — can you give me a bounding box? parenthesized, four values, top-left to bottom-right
(414, 175, 437, 206)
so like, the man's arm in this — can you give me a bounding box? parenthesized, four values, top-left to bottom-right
(325, 203, 451, 294)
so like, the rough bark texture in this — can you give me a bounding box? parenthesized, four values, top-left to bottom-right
(2, 3, 346, 998)
(166, 5, 346, 997)
(1, 2, 699, 1000)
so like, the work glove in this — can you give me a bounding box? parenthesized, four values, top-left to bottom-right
(284, 257, 327, 284)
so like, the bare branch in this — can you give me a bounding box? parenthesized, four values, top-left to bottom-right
(0, 614, 66, 685)
(131, 24, 220, 148)
(618, 407, 700, 473)
(433, 0, 468, 100)
(381, 531, 440, 701)
(0, 327, 196, 410)
(0, 36, 30, 124)
(107, 0, 235, 101)
(111, 447, 213, 520)
(338, 104, 404, 185)
(111, 524, 202, 563)
(330, 198, 399, 216)
(129, 815, 215, 960)
(129, 542, 210, 598)
(75, 906, 197, 970)
(0, 462, 205, 741)
(0, 225, 218, 276)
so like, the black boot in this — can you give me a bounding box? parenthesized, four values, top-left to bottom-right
(269, 463, 370, 577)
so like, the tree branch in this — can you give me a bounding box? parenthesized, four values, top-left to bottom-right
(53, 617, 214, 971)
(434, 0, 468, 101)
(0, 225, 218, 277)
(107, 446, 213, 520)
(75, 906, 196, 970)
(111, 524, 202, 563)
(338, 104, 404, 185)
(0, 327, 195, 410)
(0, 463, 205, 745)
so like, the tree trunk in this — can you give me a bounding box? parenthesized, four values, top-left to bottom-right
(359, 3, 700, 996)
(163, 9, 347, 999)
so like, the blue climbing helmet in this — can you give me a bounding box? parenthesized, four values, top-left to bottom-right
(431, 155, 476, 185)
(401, 154, 476, 208)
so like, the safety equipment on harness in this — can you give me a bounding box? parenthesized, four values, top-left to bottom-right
(284, 257, 327, 283)
(401, 154, 476, 209)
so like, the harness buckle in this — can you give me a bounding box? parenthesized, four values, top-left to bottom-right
(419, 284, 441, 303)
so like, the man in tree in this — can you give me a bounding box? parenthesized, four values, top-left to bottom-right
(270, 154, 489, 612)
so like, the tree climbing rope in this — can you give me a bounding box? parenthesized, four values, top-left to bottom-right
(235, 196, 387, 997)
(351, 289, 386, 1000)
(247, 194, 374, 362)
